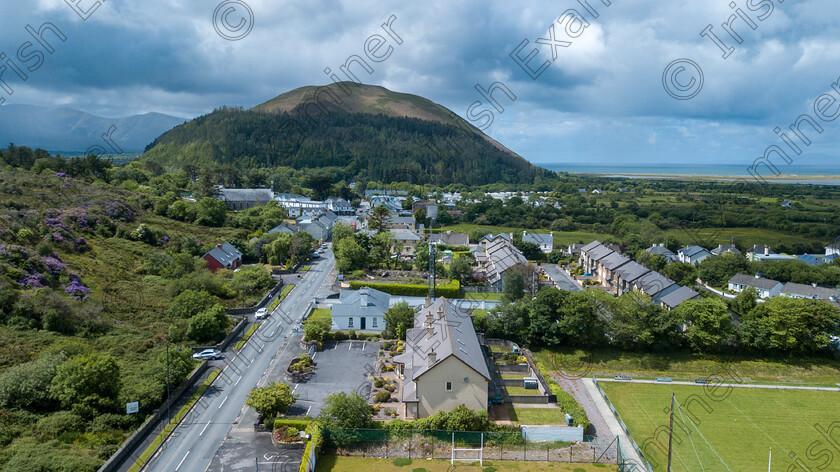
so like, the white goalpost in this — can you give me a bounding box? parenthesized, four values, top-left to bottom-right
(451, 432, 484, 466)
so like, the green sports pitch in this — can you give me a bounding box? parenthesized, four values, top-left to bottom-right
(599, 381, 840, 472)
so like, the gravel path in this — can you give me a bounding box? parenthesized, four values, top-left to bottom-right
(552, 372, 618, 462)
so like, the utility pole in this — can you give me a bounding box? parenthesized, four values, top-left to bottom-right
(667, 392, 675, 472)
(166, 338, 171, 425)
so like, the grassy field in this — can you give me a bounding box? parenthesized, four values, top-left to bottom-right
(599, 381, 837, 472)
(664, 226, 825, 249)
(462, 292, 503, 301)
(314, 456, 616, 471)
(533, 349, 840, 386)
(306, 308, 332, 325)
(504, 405, 568, 425)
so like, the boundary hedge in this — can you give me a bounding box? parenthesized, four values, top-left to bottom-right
(348, 280, 461, 298)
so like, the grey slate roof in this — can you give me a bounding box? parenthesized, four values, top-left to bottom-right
(430, 231, 470, 246)
(396, 298, 490, 403)
(523, 232, 553, 247)
(331, 287, 390, 319)
(218, 188, 274, 203)
(580, 240, 602, 253)
(646, 245, 676, 258)
(481, 238, 529, 285)
(679, 245, 710, 258)
(728, 273, 782, 291)
(634, 271, 676, 297)
(268, 223, 296, 235)
(588, 244, 615, 262)
(204, 242, 242, 266)
(600, 252, 630, 271)
(658, 286, 700, 309)
(711, 244, 742, 255)
(780, 282, 840, 300)
(614, 260, 650, 283)
(390, 229, 422, 241)
(745, 244, 775, 255)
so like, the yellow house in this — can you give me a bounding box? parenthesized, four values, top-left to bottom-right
(394, 298, 490, 419)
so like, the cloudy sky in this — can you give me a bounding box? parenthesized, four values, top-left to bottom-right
(3, 0, 840, 168)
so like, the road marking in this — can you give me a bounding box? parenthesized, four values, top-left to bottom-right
(293, 384, 298, 393)
(175, 451, 190, 471)
(219, 396, 228, 409)
(312, 352, 317, 360)
(348, 342, 352, 350)
(363, 341, 366, 350)
(199, 420, 211, 436)
(306, 405, 311, 415)
(234, 376, 241, 387)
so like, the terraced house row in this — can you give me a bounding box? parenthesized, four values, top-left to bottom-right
(579, 240, 700, 309)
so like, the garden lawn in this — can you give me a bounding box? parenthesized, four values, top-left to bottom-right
(462, 292, 502, 301)
(314, 456, 616, 472)
(599, 381, 837, 472)
(504, 405, 568, 425)
(505, 386, 543, 396)
(532, 349, 840, 386)
(306, 308, 332, 325)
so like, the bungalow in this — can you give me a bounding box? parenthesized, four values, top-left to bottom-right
(202, 242, 243, 273)
(331, 287, 390, 331)
(745, 245, 775, 257)
(677, 246, 711, 265)
(394, 298, 490, 419)
(780, 282, 840, 305)
(523, 231, 553, 254)
(727, 274, 783, 299)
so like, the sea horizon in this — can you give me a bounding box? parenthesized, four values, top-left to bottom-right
(537, 162, 840, 177)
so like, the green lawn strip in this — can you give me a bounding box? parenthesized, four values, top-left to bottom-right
(305, 308, 332, 325)
(599, 381, 835, 472)
(127, 369, 221, 472)
(462, 292, 502, 300)
(504, 405, 568, 426)
(501, 373, 528, 379)
(233, 323, 259, 351)
(532, 349, 840, 385)
(489, 344, 511, 353)
(504, 386, 542, 396)
(268, 284, 295, 311)
(314, 456, 615, 471)
(302, 265, 311, 272)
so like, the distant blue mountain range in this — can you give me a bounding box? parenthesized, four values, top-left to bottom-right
(0, 104, 186, 154)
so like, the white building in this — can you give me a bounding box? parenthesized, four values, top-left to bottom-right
(727, 274, 783, 299)
(330, 287, 390, 331)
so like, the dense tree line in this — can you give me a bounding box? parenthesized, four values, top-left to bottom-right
(486, 287, 840, 355)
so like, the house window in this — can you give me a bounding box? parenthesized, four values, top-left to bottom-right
(372, 318, 378, 328)
(445, 382, 452, 392)
(348, 317, 354, 328)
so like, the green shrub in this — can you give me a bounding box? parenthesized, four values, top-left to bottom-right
(374, 390, 391, 403)
(348, 280, 461, 298)
(348, 329, 356, 340)
(374, 378, 385, 388)
(392, 457, 412, 467)
(36, 411, 86, 437)
(332, 331, 348, 341)
(89, 413, 130, 433)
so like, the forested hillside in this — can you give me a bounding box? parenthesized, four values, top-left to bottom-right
(142, 84, 550, 186)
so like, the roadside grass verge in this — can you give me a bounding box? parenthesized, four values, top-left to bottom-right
(127, 368, 221, 472)
(233, 323, 258, 351)
(267, 284, 294, 311)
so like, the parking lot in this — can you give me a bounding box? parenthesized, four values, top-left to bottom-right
(289, 340, 380, 417)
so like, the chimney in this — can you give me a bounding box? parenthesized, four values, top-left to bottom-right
(359, 291, 368, 307)
(718, 244, 723, 250)
(424, 295, 431, 307)
(755, 273, 760, 279)
(437, 306, 444, 320)
(764, 246, 769, 256)
(812, 283, 818, 288)
(428, 349, 436, 367)
(217, 243, 223, 249)
(426, 323, 434, 340)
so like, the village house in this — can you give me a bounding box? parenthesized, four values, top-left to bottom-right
(522, 231, 553, 253)
(677, 245, 712, 265)
(216, 188, 274, 211)
(394, 298, 490, 419)
(645, 243, 677, 263)
(330, 287, 390, 331)
(389, 229, 423, 257)
(202, 242, 243, 273)
(727, 274, 783, 299)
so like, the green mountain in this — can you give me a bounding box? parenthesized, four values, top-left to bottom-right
(142, 83, 550, 185)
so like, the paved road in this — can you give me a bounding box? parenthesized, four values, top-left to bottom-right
(139, 250, 336, 472)
(540, 264, 582, 292)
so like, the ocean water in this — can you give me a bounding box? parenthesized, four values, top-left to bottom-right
(538, 163, 840, 176)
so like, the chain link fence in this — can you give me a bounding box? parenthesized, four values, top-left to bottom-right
(321, 427, 618, 465)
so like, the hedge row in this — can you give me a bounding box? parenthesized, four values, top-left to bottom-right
(535, 362, 590, 429)
(299, 422, 324, 472)
(348, 280, 461, 298)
